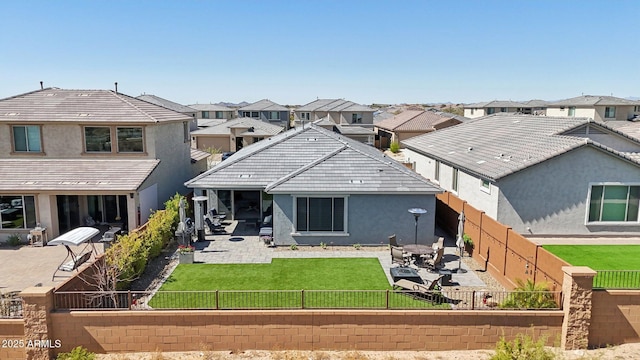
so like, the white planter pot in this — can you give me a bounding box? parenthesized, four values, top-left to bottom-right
(179, 252, 194, 264)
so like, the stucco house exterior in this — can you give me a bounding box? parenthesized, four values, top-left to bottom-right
(403, 113, 640, 236)
(186, 124, 442, 246)
(190, 117, 284, 153)
(293, 98, 375, 127)
(137, 94, 198, 131)
(238, 99, 290, 129)
(463, 100, 548, 119)
(546, 95, 640, 121)
(189, 103, 237, 121)
(0, 87, 209, 241)
(374, 110, 464, 149)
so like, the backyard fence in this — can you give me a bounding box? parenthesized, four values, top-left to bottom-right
(593, 270, 640, 289)
(53, 289, 562, 311)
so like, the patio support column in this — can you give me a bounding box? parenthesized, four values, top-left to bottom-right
(560, 266, 597, 350)
(20, 286, 55, 360)
(126, 195, 137, 231)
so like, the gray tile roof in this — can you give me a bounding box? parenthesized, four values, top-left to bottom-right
(191, 117, 284, 136)
(334, 124, 375, 135)
(524, 99, 549, 107)
(238, 99, 288, 112)
(296, 99, 374, 112)
(190, 148, 211, 162)
(375, 110, 461, 132)
(464, 100, 528, 109)
(0, 159, 159, 191)
(137, 94, 196, 114)
(187, 124, 441, 194)
(189, 103, 235, 111)
(402, 113, 640, 181)
(549, 95, 640, 107)
(0, 88, 192, 123)
(197, 119, 227, 128)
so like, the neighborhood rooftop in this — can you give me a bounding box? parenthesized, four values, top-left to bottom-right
(189, 103, 235, 111)
(402, 113, 640, 181)
(137, 94, 196, 114)
(191, 117, 284, 136)
(296, 98, 373, 112)
(187, 124, 441, 194)
(0, 88, 192, 123)
(375, 110, 459, 132)
(238, 99, 288, 111)
(549, 95, 640, 107)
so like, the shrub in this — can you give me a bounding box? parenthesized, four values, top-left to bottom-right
(320, 241, 327, 249)
(7, 233, 22, 247)
(353, 243, 362, 250)
(389, 141, 400, 153)
(490, 333, 554, 360)
(463, 233, 473, 248)
(56, 346, 96, 360)
(290, 244, 298, 250)
(501, 279, 558, 309)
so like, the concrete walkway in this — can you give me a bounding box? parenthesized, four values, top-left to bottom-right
(192, 221, 486, 288)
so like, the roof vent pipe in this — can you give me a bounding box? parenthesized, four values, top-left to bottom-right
(114, 82, 118, 93)
(40, 81, 43, 90)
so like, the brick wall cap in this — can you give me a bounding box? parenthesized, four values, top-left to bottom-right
(562, 266, 597, 277)
(20, 286, 55, 297)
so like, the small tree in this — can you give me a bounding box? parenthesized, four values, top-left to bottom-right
(389, 141, 400, 153)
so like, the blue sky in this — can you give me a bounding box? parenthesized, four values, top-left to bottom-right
(1, 1, 638, 105)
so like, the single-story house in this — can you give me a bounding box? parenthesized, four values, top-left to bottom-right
(186, 124, 442, 246)
(375, 110, 464, 149)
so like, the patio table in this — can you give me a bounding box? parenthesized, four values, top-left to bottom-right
(402, 244, 434, 267)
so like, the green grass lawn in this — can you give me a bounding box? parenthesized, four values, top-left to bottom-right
(543, 245, 640, 270)
(149, 258, 449, 309)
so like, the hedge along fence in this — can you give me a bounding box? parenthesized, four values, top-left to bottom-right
(436, 192, 569, 290)
(107, 193, 182, 289)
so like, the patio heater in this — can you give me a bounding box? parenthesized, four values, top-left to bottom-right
(193, 195, 208, 242)
(408, 208, 427, 245)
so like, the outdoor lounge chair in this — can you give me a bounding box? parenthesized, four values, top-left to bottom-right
(204, 217, 225, 234)
(393, 275, 444, 302)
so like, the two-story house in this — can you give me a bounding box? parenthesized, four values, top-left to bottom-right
(191, 117, 284, 153)
(293, 99, 375, 127)
(189, 103, 237, 122)
(137, 94, 198, 131)
(0, 87, 209, 240)
(237, 99, 290, 128)
(403, 113, 640, 237)
(463, 100, 528, 118)
(546, 95, 640, 121)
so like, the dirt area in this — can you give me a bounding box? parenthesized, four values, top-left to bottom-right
(95, 342, 640, 360)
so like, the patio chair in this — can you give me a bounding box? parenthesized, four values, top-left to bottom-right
(391, 245, 412, 266)
(204, 217, 225, 234)
(421, 247, 444, 271)
(433, 237, 444, 250)
(393, 275, 444, 302)
(389, 234, 398, 247)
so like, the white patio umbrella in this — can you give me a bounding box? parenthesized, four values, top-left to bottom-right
(177, 197, 188, 245)
(454, 211, 467, 273)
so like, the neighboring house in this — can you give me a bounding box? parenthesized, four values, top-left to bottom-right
(237, 99, 290, 128)
(310, 118, 376, 145)
(375, 110, 464, 149)
(137, 94, 198, 131)
(189, 103, 237, 121)
(463, 100, 528, 118)
(0, 88, 209, 240)
(293, 98, 375, 127)
(546, 95, 640, 121)
(186, 124, 442, 246)
(191, 117, 284, 153)
(403, 113, 640, 236)
(523, 99, 548, 115)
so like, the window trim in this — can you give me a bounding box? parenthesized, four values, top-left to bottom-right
(586, 183, 640, 224)
(201, 111, 210, 119)
(116, 126, 145, 153)
(84, 126, 113, 153)
(12, 125, 43, 153)
(604, 106, 616, 119)
(568, 107, 576, 117)
(480, 179, 491, 194)
(292, 195, 349, 235)
(215, 111, 224, 119)
(0, 195, 37, 229)
(300, 112, 310, 121)
(267, 111, 280, 120)
(434, 160, 440, 183)
(351, 113, 363, 124)
(452, 168, 459, 193)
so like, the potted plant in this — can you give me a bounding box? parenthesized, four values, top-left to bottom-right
(463, 234, 474, 256)
(178, 245, 195, 264)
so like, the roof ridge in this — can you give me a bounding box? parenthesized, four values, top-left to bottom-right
(0, 87, 54, 102)
(109, 91, 158, 122)
(264, 145, 348, 192)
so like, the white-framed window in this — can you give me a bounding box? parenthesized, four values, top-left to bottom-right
(452, 168, 459, 192)
(215, 111, 224, 119)
(480, 179, 490, 194)
(568, 107, 576, 117)
(0, 195, 37, 229)
(588, 184, 639, 223)
(486, 108, 495, 115)
(267, 111, 280, 120)
(84, 126, 111, 152)
(295, 196, 346, 232)
(202, 111, 210, 119)
(300, 112, 310, 121)
(117, 127, 144, 153)
(12, 125, 42, 152)
(352, 113, 362, 123)
(434, 160, 440, 182)
(605, 107, 616, 118)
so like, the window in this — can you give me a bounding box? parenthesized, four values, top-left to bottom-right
(452, 168, 459, 192)
(500, 107, 507, 113)
(242, 111, 251, 118)
(253, 137, 264, 142)
(486, 108, 495, 115)
(202, 111, 210, 119)
(267, 111, 280, 120)
(588, 185, 639, 222)
(434, 160, 440, 182)
(295, 197, 345, 232)
(470, 108, 474, 115)
(183, 121, 190, 143)
(352, 113, 363, 123)
(481, 179, 490, 193)
(300, 112, 310, 120)
(568, 107, 576, 117)
(251, 112, 259, 118)
(12, 125, 41, 152)
(117, 127, 143, 153)
(635, 106, 640, 112)
(215, 111, 224, 119)
(84, 127, 111, 152)
(0, 195, 36, 229)
(605, 107, 616, 118)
